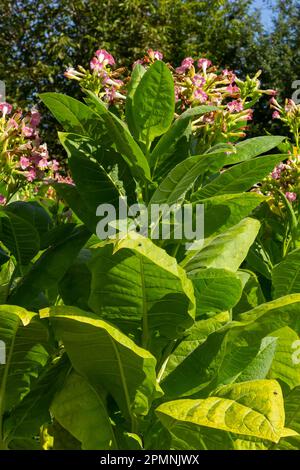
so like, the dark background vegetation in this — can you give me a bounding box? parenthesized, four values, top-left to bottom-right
(1, 0, 299, 154)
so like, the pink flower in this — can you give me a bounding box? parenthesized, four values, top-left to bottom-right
(222, 69, 236, 82)
(94, 49, 115, 66)
(227, 99, 244, 113)
(26, 168, 36, 182)
(192, 74, 206, 87)
(271, 169, 281, 179)
(272, 111, 280, 119)
(50, 159, 59, 171)
(193, 89, 208, 103)
(37, 157, 49, 169)
(0, 102, 12, 117)
(285, 192, 297, 202)
(7, 118, 18, 130)
(22, 126, 35, 137)
(147, 49, 163, 61)
(30, 110, 41, 127)
(245, 109, 254, 120)
(175, 57, 194, 74)
(0, 194, 6, 205)
(264, 89, 277, 96)
(64, 67, 84, 80)
(133, 59, 144, 68)
(19, 156, 30, 169)
(90, 57, 103, 72)
(226, 84, 240, 94)
(285, 99, 296, 113)
(197, 58, 212, 73)
(104, 87, 116, 103)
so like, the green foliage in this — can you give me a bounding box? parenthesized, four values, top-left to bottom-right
(1, 58, 300, 452)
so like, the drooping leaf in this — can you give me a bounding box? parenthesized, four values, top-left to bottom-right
(189, 268, 242, 317)
(88, 232, 195, 353)
(0, 305, 49, 447)
(272, 248, 300, 298)
(9, 226, 90, 308)
(150, 105, 218, 174)
(182, 218, 260, 274)
(51, 371, 117, 450)
(40, 92, 111, 146)
(195, 154, 285, 199)
(156, 380, 288, 444)
(84, 91, 151, 182)
(0, 210, 40, 265)
(41, 306, 162, 421)
(4, 355, 70, 445)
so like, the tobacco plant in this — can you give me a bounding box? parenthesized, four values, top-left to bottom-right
(0, 53, 300, 451)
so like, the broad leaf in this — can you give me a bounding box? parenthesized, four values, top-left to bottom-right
(189, 268, 242, 316)
(151, 105, 218, 174)
(0, 210, 40, 265)
(9, 226, 90, 308)
(51, 371, 117, 450)
(41, 306, 162, 421)
(182, 218, 260, 274)
(195, 154, 285, 199)
(84, 91, 151, 182)
(40, 92, 111, 145)
(272, 248, 300, 298)
(156, 380, 288, 444)
(131, 60, 175, 145)
(88, 232, 195, 353)
(0, 305, 48, 447)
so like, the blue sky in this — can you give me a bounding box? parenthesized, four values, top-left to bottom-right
(251, 0, 276, 30)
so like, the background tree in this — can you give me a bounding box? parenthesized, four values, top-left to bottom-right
(0, 0, 299, 151)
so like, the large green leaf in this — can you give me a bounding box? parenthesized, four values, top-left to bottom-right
(54, 183, 97, 232)
(272, 248, 300, 298)
(131, 60, 175, 145)
(59, 133, 122, 231)
(225, 136, 285, 165)
(238, 294, 300, 335)
(160, 312, 229, 382)
(40, 93, 111, 145)
(189, 268, 242, 316)
(5, 202, 52, 240)
(88, 232, 195, 353)
(0, 210, 40, 265)
(125, 64, 146, 138)
(201, 193, 265, 238)
(267, 326, 300, 389)
(41, 306, 162, 422)
(150, 105, 218, 174)
(150, 152, 228, 207)
(3, 355, 70, 446)
(59, 249, 91, 310)
(9, 226, 90, 308)
(182, 218, 260, 274)
(51, 371, 117, 450)
(233, 270, 265, 315)
(0, 305, 49, 448)
(156, 380, 289, 445)
(195, 154, 285, 199)
(84, 91, 151, 182)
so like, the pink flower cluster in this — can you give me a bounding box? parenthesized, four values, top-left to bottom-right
(0, 103, 73, 203)
(261, 158, 299, 205)
(65, 49, 125, 104)
(64, 48, 277, 146)
(270, 97, 300, 149)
